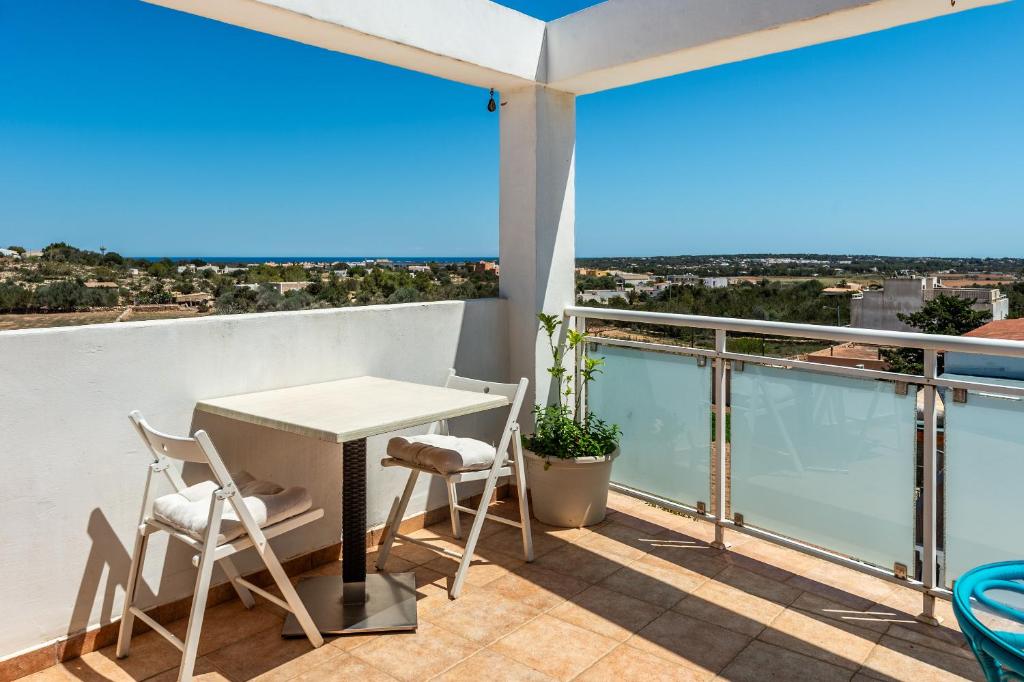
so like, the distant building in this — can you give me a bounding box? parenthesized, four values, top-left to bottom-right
(84, 280, 119, 289)
(611, 271, 651, 287)
(271, 281, 311, 294)
(0, 248, 21, 259)
(945, 319, 1024, 382)
(579, 289, 627, 304)
(408, 265, 432, 273)
(851, 278, 1008, 332)
(475, 260, 498, 273)
(667, 274, 699, 285)
(174, 292, 214, 307)
(803, 343, 887, 371)
(702, 277, 729, 289)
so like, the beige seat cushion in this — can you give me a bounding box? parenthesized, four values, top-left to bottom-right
(153, 471, 313, 544)
(387, 434, 496, 475)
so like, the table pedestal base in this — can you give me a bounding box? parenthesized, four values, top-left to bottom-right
(281, 572, 418, 636)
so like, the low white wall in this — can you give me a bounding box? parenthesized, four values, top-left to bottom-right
(0, 299, 508, 658)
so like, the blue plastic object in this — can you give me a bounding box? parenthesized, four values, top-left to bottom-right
(953, 561, 1024, 681)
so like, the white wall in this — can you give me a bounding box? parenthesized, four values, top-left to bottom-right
(0, 300, 507, 657)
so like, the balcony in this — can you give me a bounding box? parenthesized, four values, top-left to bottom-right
(16, 493, 981, 681)
(3, 300, 1023, 680)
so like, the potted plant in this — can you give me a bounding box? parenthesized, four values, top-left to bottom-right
(522, 313, 621, 527)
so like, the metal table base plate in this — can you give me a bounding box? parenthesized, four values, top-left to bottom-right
(281, 572, 418, 636)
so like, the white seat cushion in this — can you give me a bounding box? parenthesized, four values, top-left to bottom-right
(153, 471, 313, 544)
(387, 434, 496, 475)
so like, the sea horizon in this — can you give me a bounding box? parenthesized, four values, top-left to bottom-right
(129, 255, 497, 264)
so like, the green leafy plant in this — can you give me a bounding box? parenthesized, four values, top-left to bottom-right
(522, 313, 621, 461)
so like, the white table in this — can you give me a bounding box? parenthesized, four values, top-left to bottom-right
(196, 375, 509, 635)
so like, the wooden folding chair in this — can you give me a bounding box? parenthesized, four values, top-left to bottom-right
(375, 371, 533, 599)
(117, 411, 324, 681)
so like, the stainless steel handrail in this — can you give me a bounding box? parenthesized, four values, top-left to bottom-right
(566, 305, 1024, 358)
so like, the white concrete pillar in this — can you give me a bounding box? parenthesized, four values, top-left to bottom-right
(499, 85, 576, 413)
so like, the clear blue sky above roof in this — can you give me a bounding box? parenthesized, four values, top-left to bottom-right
(0, 0, 1020, 257)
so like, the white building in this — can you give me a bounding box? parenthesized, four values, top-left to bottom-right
(702, 277, 730, 289)
(851, 277, 1009, 332)
(579, 289, 627, 304)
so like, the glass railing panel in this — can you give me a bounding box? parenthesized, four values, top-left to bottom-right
(945, 390, 1024, 584)
(731, 364, 916, 570)
(588, 344, 711, 508)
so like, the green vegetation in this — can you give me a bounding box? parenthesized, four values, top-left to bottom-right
(523, 314, 621, 460)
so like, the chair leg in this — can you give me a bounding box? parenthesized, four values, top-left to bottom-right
(260, 543, 324, 648)
(218, 556, 256, 609)
(178, 497, 224, 682)
(446, 480, 462, 539)
(512, 438, 535, 562)
(116, 526, 149, 658)
(377, 469, 419, 570)
(450, 473, 498, 599)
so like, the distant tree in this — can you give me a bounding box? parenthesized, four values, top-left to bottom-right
(882, 295, 991, 374)
(6, 245, 26, 255)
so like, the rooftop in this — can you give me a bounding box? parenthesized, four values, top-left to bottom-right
(963, 319, 1024, 341)
(19, 493, 979, 682)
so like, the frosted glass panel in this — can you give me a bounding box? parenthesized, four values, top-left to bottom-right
(588, 345, 711, 507)
(945, 392, 1024, 584)
(731, 365, 916, 570)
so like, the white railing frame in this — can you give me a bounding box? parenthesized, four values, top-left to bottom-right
(567, 305, 1024, 625)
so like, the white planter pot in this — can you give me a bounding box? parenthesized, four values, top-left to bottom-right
(523, 448, 619, 528)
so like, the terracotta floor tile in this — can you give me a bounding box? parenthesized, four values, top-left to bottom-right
(548, 585, 665, 641)
(205, 626, 337, 681)
(428, 586, 540, 644)
(719, 640, 854, 682)
(422, 550, 524, 589)
(477, 524, 562, 558)
(674, 578, 786, 637)
(789, 591, 898, 634)
(433, 648, 555, 681)
(577, 522, 659, 561)
(859, 636, 984, 682)
(389, 540, 446, 565)
(291, 652, 398, 681)
(166, 599, 283, 657)
(638, 547, 729, 581)
(486, 564, 591, 611)
(143, 656, 228, 682)
(730, 539, 820, 578)
(600, 559, 707, 609)
(710, 565, 802, 606)
(59, 631, 183, 682)
(532, 544, 629, 584)
(884, 624, 973, 660)
(758, 607, 881, 671)
(576, 643, 704, 682)
(349, 621, 479, 681)
(630, 610, 750, 677)
(491, 614, 617, 682)
(786, 564, 896, 611)
(17, 667, 75, 682)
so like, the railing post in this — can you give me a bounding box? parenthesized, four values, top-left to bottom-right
(712, 328, 729, 550)
(918, 349, 942, 625)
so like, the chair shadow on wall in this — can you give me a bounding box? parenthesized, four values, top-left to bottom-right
(64, 508, 155, 659)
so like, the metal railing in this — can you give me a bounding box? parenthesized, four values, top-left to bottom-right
(566, 305, 1024, 625)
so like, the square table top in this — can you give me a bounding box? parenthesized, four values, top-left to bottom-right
(195, 375, 509, 443)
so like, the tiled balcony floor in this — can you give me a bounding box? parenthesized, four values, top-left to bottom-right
(26, 492, 981, 681)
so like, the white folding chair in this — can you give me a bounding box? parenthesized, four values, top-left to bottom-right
(375, 371, 533, 599)
(117, 411, 325, 681)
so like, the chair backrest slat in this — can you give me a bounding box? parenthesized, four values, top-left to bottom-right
(444, 370, 521, 402)
(129, 411, 209, 464)
(443, 370, 528, 458)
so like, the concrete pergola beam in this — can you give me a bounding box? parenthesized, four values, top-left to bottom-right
(146, 0, 1005, 94)
(546, 0, 1006, 94)
(144, 0, 547, 90)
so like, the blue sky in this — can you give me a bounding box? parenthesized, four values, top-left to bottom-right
(1, 0, 1021, 258)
